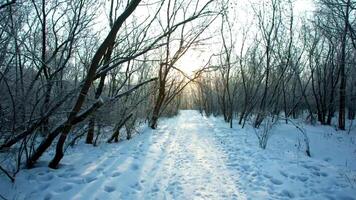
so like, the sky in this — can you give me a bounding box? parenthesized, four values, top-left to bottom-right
(176, 0, 316, 75)
(91, 0, 316, 76)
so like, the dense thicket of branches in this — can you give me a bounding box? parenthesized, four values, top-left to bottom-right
(0, 0, 220, 179)
(194, 0, 356, 133)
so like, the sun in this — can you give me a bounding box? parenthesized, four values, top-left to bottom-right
(176, 49, 207, 76)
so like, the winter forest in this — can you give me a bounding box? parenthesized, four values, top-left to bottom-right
(0, 0, 356, 199)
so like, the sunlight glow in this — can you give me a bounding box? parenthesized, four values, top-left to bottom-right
(176, 48, 209, 76)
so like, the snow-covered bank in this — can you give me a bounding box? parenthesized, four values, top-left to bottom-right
(207, 114, 356, 199)
(0, 110, 355, 199)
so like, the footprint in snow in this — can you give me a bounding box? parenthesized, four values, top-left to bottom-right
(279, 171, 288, 178)
(280, 189, 295, 198)
(111, 171, 121, 177)
(131, 182, 143, 191)
(28, 174, 36, 181)
(336, 195, 355, 200)
(263, 174, 272, 179)
(84, 176, 97, 183)
(57, 173, 67, 178)
(37, 171, 47, 176)
(150, 186, 160, 193)
(104, 185, 116, 193)
(131, 163, 139, 170)
(57, 172, 79, 178)
(297, 176, 309, 182)
(38, 183, 50, 191)
(250, 172, 258, 177)
(84, 161, 92, 165)
(39, 174, 54, 181)
(302, 164, 320, 171)
(312, 171, 321, 177)
(64, 166, 75, 172)
(96, 167, 104, 172)
(55, 184, 73, 193)
(68, 178, 83, 184)
(270, 178, 283, 185)
(69, 172, 80, 178)
(43, 193, 53, 200)
(320, 172, 328, 177)
(227, 162, 239, 168)
(241, 164, 251, 171)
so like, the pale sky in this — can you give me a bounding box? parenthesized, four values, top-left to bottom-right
(91, 0, 316, 76)
(177, 0, 316, 75)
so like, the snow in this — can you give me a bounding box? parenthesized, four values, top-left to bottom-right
(1, 110, 356, 199)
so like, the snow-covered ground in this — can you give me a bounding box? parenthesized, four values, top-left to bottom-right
(1, 110, 356, 200)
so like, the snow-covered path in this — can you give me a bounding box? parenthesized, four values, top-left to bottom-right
(2, 110, 356, 200)
(135, 111, 243, 199)
(9, 110, 244, 200)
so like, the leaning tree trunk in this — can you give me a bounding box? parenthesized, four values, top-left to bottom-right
(150, 92, 165, 129)
(48, 0, 141, 169)
(150, 65, 166, 129)
(28, 0, 143, 169)
(86, 73, 107, 144)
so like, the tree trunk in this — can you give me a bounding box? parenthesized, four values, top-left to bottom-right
(108, 113, 133, 143)
(86, 117, 95, 144)
(86, 73, 107, 144)
(150, 67, 166, 129)
(338, 0, 350, 130)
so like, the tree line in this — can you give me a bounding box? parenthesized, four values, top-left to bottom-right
(193, 0, 356, 131)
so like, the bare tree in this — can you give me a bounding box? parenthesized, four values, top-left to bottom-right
(149, 0, 218, 129)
